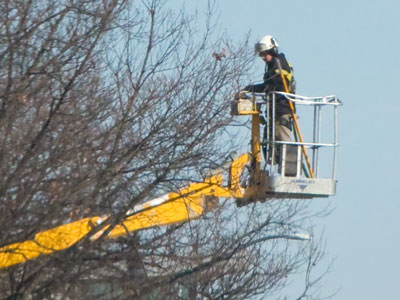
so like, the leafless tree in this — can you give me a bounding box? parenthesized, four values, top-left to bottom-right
(0, 0, 330, 299)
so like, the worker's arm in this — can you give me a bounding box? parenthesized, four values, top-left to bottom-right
(243, 82, 266, 93)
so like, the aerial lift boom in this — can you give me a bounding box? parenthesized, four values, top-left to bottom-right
(0, 154, 250, 269)
(0, 92, 341, 269)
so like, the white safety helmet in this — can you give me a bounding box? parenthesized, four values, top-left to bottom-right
(254, 35, 279, 56)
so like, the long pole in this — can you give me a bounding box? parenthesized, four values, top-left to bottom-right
(275, 59, 314, 178)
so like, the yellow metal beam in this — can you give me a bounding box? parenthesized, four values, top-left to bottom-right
(0, 217, 101, 269)
(0, 154, 249, 269)
(251, 114, 261, 184)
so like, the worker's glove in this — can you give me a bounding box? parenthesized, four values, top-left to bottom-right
(234, 90, 249, 100)
(243, 85, 252, 91)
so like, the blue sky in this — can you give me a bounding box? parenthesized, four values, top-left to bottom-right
(172, 1, 400, 299)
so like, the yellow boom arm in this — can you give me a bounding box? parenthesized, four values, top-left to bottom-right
(0, 154, 249, 269)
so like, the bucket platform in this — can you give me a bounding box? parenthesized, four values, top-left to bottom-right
(232, 91, 342, 201)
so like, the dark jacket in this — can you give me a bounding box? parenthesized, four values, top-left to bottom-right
(245, 53, 295, 115)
